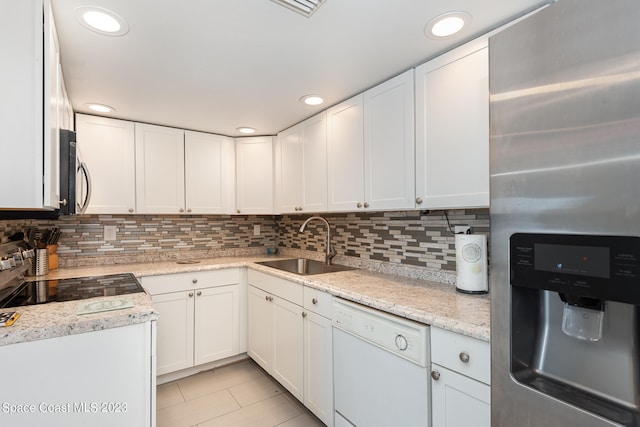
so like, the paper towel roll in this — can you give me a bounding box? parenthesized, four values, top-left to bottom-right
(455, 234, 488, 294)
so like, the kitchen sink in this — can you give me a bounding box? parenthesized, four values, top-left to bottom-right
(256, 258, 354, 275)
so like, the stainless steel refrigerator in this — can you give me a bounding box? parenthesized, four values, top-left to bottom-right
(490, 1, 640, 426)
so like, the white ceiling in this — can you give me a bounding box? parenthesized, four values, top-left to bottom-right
(52, 0, 548, 137)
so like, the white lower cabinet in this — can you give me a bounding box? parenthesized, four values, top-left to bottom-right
(0, 322, 156, 427)
(430, 327, 491, 427)
(248, 270, 334, 427)
(141, 269, 241, 376)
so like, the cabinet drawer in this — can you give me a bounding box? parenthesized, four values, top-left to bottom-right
(303, 287, 332, 318)
(431, 327, 490, 384)
(141, 268, 240, 295)
(248, 269, 303, 305)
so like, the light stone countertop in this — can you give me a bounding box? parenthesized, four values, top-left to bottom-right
(4, 254, 489, 345)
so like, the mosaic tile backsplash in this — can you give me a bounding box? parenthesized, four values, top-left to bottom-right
(0, 209, 490, 272)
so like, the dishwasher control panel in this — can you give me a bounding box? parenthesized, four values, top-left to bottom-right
(332, 299, 430, 366)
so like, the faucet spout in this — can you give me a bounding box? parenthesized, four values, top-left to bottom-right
(299, 216, 336, 265)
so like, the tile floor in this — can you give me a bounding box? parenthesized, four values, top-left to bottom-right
(156, 359, 326, 427)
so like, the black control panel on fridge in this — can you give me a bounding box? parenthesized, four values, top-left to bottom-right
(510, 233, 640, 304)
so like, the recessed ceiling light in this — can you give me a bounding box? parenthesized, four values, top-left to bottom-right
(300, 95, 324, 106)
(237, 127, 257, 134)
(86, 103, 115, 113)
(425, 12, 472, 39)
(74, 6, 129, 36)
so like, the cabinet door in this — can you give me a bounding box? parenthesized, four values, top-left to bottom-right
(327, 94, 365, 211)
(76, 114, 136, 214)
(135, 123, 185, 214)
(431, 364, 490, 427)
(416, 40, 489, 209)
(247, 285, 274, 372)
(43, 0, 61, 209)
(185, 131, 235, 214)
(152, 291, 195, 376)
(301, 112, 328, 212)
(304, 311, 334, 427)
(275, 125, 304, 213)
(235, 137, 274, 214)
(364, 69, 415, 210)
(273, 296, 304, 401)
(194, 285, 240, 365)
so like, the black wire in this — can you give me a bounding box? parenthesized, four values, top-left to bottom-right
(443, 210, 455, 234)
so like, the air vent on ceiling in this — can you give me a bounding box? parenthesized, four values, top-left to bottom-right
(271, 0, 326, 17)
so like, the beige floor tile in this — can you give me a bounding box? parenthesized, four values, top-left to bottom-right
(276, 412, 326, 427)
(197, 395, 304, 427)
(228, 375, 284, 407)
(157, 382, 185, 410)
(178, 361, 266, 401)
(157, 389, 240, 427)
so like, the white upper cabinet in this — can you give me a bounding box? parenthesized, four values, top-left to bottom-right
(235, 136, 274, 214)
(327, 70, 415, 211)
(415, 38, 490, 209)
(275, 112, 327, 214)
(1, 0, 63, 209)
(327, 94, 365, 211)
(364, 69, 415, 210)
(76, 114, 136, 214)
(185, 131, 235, 214)
(135, 123, 186, 214)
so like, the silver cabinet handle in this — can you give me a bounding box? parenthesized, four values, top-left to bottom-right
(363, 202, 369, 208)
(265, 295, 269, 301)
(236, 209, 241, 214)
(128, 208, 134, 213)
(188, 292, 194, 297)
(312, 298, 318, 305)
(59, 199, 68, 206)
(431, 370, 440, 381)
(179, 208, 185, 213)
(187, 208, 192, 213)
(416, 197, 423, 205)
(197, 291, 202, 296)
(459, 352, 470, 363)
(192, 279, 198, 284)
(356, 202, 362, 208)
(302, 312, 307, 318)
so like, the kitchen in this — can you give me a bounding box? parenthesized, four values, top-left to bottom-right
(1, 1, 639, 426)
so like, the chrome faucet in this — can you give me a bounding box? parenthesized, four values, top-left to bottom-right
(299, 216, 336, 265)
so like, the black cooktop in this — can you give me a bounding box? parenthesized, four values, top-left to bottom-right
(0, 273, 145, 308)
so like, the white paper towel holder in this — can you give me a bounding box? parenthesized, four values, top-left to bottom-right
(455, 233, 488, 294)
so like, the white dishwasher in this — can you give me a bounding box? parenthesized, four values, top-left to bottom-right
(332, 299, 431, 427)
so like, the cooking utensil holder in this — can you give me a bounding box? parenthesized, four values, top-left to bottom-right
(28, 249, 49, 276)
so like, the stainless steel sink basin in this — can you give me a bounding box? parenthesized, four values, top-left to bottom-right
(256, 258, 354, 275)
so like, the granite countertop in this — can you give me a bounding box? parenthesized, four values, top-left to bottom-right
(4, 254, 490, 345)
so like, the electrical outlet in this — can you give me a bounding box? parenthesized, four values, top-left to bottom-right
(253, 225, 260, 236)
(104, 225, 117, 241)
(454, 225, 472, 234)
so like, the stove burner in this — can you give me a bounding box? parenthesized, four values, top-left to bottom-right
(0, 273, 145, 308)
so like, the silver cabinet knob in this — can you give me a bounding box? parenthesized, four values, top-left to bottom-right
(363, 202, 369, 208)
(196, 291, 202, 296)
(188, 292, 194, 297)
(459, 352, 470, 363)
(59, 199, 68, 206)
(356, 202, 362, 208)
(192, 279, 198, 284)
(312, 298, 318, 305)
(265, 295, 269, 301)
(236, 209, 241, 214)
(431, 370, 440, 381)
(128, 208, 134, 213)
(302, 312, 307, 318)
(416, 197, 423, 205)
(187, 208, 192, 213)
(179, 208, 185, 213)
